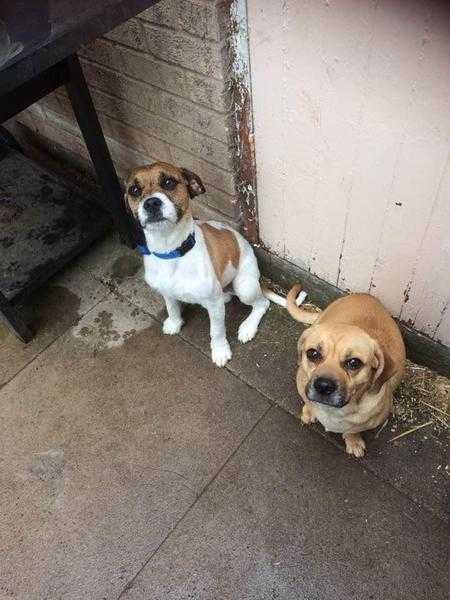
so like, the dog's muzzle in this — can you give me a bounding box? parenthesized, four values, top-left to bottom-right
(306, 376, 347, 408)
(142, 196, 164, 223)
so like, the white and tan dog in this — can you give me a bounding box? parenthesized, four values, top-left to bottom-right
(125, 161, 271, 367)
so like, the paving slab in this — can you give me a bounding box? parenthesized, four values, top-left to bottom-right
(0, 295, 269, 599)
(121, 406, 450, 600)
(0, 264, 108, 387)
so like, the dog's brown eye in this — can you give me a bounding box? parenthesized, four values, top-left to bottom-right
(306, 348, 321, 362)
(161, 176, 176, 191)
(344, 358, 363, 371)
(128, 184, 141, 197)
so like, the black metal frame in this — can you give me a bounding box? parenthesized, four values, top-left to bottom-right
(0, 290, 32, 343)
(0, 53, 136, 341)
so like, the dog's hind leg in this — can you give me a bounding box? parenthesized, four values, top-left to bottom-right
(162, 295, 184, 335)
(233, 274, 270, 344)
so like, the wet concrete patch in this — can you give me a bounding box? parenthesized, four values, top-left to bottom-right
(110, 254, 142, 284)
(74, 231, 139, 284)
(0, 286, 81, 387)
(0, 322, 9, 344)
(73, 296, 153, 351)
(114, 266, 166, 320)
(28, 448, 65, 483)
(50, 264, 109, 317)
(0, 266, 108, 387)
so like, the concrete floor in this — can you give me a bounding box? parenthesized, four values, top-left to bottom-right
(1, 233, 449, 600)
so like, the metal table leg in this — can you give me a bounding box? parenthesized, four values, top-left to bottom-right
(64, 54, 135, 247)
(0, 291, 32, 343)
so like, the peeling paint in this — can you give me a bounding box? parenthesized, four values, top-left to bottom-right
(224, 0, 259, 244)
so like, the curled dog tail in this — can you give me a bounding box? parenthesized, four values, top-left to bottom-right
(286, 284, 320, 324)
(262, 286, 308, 308)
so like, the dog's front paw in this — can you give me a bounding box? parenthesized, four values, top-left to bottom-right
(211, 341, 232, 367)
(300, 403, 317, 425)
(343, 433, 366, 458)
(238, 318, 258, 344)
(163, 317, 184, 335)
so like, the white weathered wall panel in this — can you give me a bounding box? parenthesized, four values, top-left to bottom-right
(248, 0, 450, 344)
(401, 154, 450, 337)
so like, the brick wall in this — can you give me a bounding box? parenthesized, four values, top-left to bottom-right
(15, 0, 236, 223)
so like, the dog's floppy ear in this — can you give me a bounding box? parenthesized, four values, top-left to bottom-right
(181, 168, 205, 198)
(370, 339, 396, 394)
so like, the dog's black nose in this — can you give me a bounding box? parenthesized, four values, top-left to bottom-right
(143, 197, 162, 211)
(313, 377, 337, 396)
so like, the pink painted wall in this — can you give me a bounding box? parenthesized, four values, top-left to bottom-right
(248, 0, 450, 346)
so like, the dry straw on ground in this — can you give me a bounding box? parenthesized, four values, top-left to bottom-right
(392, 361, 449, 442)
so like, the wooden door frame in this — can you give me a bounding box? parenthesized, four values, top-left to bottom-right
(220, 0, 259, 245)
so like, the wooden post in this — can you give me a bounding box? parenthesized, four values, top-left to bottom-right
(221, 0, 259, 244)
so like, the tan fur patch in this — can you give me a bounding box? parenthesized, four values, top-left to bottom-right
(200, 223, 240, 286)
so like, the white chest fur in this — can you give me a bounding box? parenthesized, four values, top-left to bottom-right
(143, 223, 223, 304)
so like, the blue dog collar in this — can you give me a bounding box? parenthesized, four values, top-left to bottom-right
(136, 232, 196, 259)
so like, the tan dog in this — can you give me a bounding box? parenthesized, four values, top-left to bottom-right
(286, 285, 406, 457)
